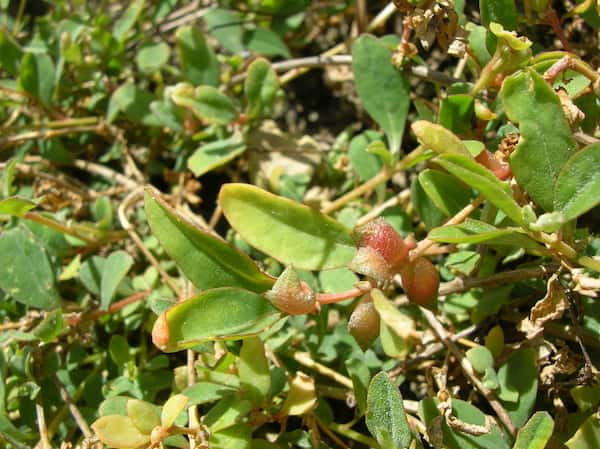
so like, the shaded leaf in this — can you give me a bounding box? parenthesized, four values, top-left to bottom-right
(113, 0, 145, 42)
(480, 0, 518, 29)
(100, 250, 133, 310)
(219, 183, 356, 270)
(176, 26, 220, 87)
(153, 288, 281, 352)
(19, 52, 54, 104)
(352, 35, 410, 153)
(565, 414, 600, 449)
(243, 28, 290, 58)
(513, 412, 554, 449)
(135, 42, 170, 73)
(239, 337, 270, 404)
(144, 188, 273, 292)
(0, 29, 22, 77)
(497, 348, 538, 427)
(0, 227, 60, 309)
(419, 169, 473, 216)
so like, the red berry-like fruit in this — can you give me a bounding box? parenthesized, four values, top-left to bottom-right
(347, 295, 380, 350)
(349, 218, 413, 281)
(475, 149, 512, 180)
(400, 257, 440, 305)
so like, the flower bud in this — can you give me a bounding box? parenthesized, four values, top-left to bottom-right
(400, 257, 440, 305)
(265, 266, 316, 315)
(349, 218, 412, 281)
(348, 295, 380, 350)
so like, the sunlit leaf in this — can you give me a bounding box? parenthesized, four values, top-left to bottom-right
(219, 183, 356, 270)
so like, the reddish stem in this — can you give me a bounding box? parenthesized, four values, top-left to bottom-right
(316, 287, 370, 305)
(545, 8, 573, 52)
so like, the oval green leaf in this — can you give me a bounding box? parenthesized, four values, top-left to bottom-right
(418, 169, 473, 216)
(501, 70, 577, 212)
(239, 337, 270, 405)
(352, 35, 410, 153)
(513, 412, 554, 449)
(154, 287, 281, 352)
(435, 154, 526, 226)
(366, 372, 412, 449)
(144, 188, 274, 293)
(219, 183, 356, 270)
(127, 399, 160, 435)
(428, 219, 545, 251)
(91, 415, 150, 449)
(497, 348, 538, 427)
(171, 83, 237, 125)
(244, 58, 279, 118)
(411, 121, 471, 156)
(176, 26, 220, 87)
(187, 136, 246, 177)
(0, 197, 37, 217)
(554, 143, 600, 221)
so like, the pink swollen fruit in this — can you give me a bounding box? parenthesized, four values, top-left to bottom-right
(400, 257, 440, 305)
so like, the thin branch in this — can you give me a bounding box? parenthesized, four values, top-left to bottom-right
(35, 401, 51, 449)
(322, 168, 392, 215)
(229, 55, 458, 86)
(292, 352, 354, 389)
(53, 377, 93, 439)
(419, 307, 518, 437)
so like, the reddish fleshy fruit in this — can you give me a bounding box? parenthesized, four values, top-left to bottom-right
(349, 219, 416, 282)
(475, 149, 512, 180)
(347, 296, 380, 350)
(265, 266, 316, 315)
(400, 257, 440, 305)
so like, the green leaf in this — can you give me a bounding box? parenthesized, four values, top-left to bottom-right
(205, 395, 253, 432)
(419, 398, 511, 449)
(480, 0, 518, 29)
(32, 309, 66, 343)
(219, 183, 356, 270)
(245, 58, 279, 118)
(161, 394, 188, 428)
(144, 188, 274, 293)
(466, 346, 499, 390)
(570, 384, 600, 412)
(210, 423, 252, 449)
(411, 121, 472, 156)
(127, 399, 160, 435)
(366, 372, 412, 449)
(565, 414, 600, 449)
(279, 371, 317, 417)
(435, 154, 526, 226)
(501, 70, 577, 212)
(187, 136, 246, 177)
(497, 348, 538, 427)
(154, 287, 281, 352)
(92, 415, 150, 449)
(171, 84, 237, 125)
(204, 8, 245, 54)
(113, 0, 145, 42)
(108, 82, 160, 126)
(418, 169, 473, 216)
(439, 94, 475, 135)
(19, 52, 55, 104)
(513, 412, 554, 449)
(183, 382, 237, 406)
(243, 28, 291, 58)
(109, 335, 131, 366)
(0, 28, 22, 77)
(239, 337, 270, 404)
(100, 250, 133, 310)
(135, 42, 170, 73)
(176, 26, 220, 87)
(345, 357, 370, 415)
(428, 219, 544, 250)
(0, 227, 60, 309)
(352, 35, 410, 153)
(411, 177, 446, 230)
(0, 197, 37, 217)
(150, 99, 184, 131)
(348, 131, 384, 182)
(554, 143, 600, 221)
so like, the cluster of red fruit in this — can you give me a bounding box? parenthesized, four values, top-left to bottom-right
(347, 218, 440, 348)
